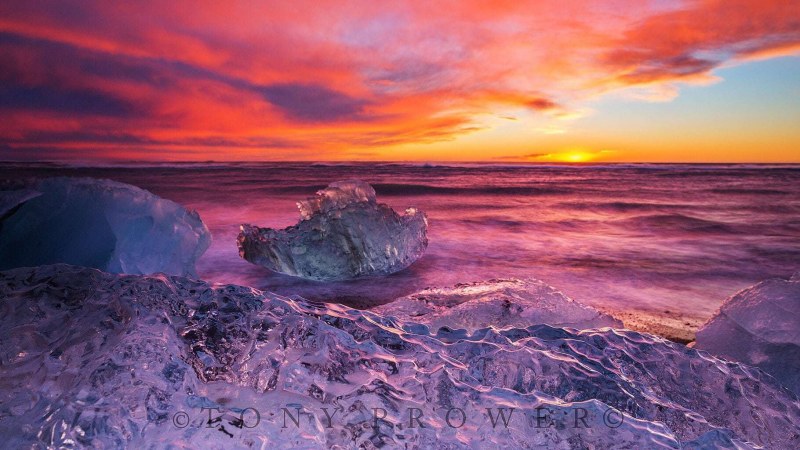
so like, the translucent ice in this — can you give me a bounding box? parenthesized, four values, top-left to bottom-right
(238, 180, 428, 280)
(0, 188, 41, 217)
(376, 278, 622, 332)
(2, 264, 799, 448)
(0, 177, 210, 277)
(296, 179, 378, 220)
(695, 273, 800, 395)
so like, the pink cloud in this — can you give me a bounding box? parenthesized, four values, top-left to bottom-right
(0, 0, 798, 160)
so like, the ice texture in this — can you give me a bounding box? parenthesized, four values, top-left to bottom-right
(376, 278, 622, 332)
(238, 180, 427, 281)
(0, 177, 210, 277)
(2, 265, 799, 449)
(0, 188, 41, 218)
(695, 273, 800, 395)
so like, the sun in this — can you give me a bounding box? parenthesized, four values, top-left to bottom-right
(565, 152, 591, 162)
(550, 150, 594, 163)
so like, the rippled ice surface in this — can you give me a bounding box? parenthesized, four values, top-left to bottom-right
(2, 162, 797, 333)
(2, 265, 799, 449)
(374, 278, 622, 331)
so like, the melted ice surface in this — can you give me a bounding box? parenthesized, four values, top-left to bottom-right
(375, 279, 622, 332)
(238, 180, 428, 281)
(1, 265, 798, 449)
(0, 178, 211, 276)
(696, 273, 800, 395)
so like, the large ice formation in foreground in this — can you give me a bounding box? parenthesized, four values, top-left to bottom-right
(695, 272, 800, 395)
(2, 265, 798, 449)
(238, 180, 427, 281)
(0, 177, 210, 277)
(376, 278, 622, 332)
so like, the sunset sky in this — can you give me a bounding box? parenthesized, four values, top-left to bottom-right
(1, 1, 799, 162)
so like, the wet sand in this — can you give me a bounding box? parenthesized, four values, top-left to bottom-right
(606, 309, 709, 344)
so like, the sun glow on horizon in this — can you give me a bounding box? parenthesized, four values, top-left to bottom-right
(544, 150, 598, 163)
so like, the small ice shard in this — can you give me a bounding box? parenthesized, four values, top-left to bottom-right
(375, 278, 622, 331)
(0, 177, 210, 277)
(695, 273, 800, 394)
(238, 180, 428, 281)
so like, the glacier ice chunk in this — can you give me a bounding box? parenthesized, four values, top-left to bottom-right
(0, 177, 210, 276)
(0, 188, 41, 218)
(1, 264, 799, 448)
(375, 278, 622, 332)
(695, 273, 800, 394)
(238, 180, 428, 280)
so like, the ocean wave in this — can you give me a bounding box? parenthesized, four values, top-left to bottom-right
(555, 200, 684, 213)
(373, 183, 572, 196)
(255, 183, 575, 196)
(707, 187, 789, 195)
(457, 217, 529, 228)
(613, 213, 738, 234)
(3, 163, 799, 326)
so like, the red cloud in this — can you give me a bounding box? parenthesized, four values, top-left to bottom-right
(0, 0, 798, 160)
(601, 0, 800, 85)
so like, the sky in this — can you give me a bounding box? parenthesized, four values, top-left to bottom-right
(1, 0, 799, 162)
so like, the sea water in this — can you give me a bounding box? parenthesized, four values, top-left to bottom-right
(2, 162, 798, 331)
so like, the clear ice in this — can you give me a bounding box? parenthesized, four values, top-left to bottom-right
(0, 177, 211, 277)
(1, 264, 798, 449)
(238, 180, 428, 281)
(375, 278, 622, 332)
(695, 272, 800, 395)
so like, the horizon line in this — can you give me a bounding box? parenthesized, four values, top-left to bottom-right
(3, 160, 800, 166)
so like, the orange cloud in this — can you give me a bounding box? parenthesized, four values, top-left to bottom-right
(0, 0, 798, 160)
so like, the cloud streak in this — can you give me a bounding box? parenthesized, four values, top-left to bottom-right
(0, 0, 798, 160)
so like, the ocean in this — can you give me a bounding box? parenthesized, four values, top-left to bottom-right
(2, 162, 798, 340)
